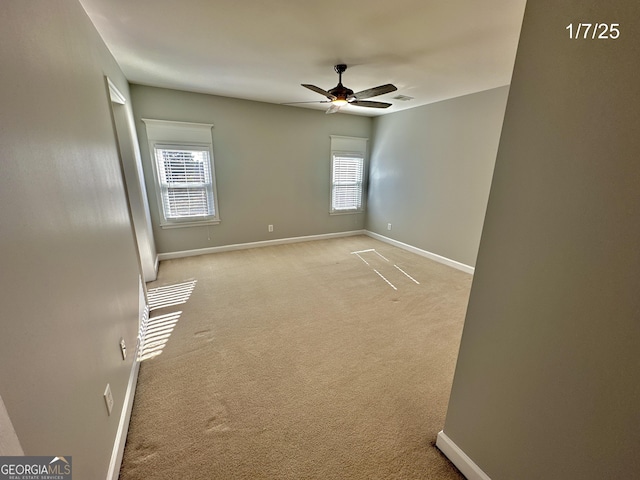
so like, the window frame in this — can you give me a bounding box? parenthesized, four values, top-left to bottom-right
(330, 150, 366, 215)
(142, 119, 220, 229)
(151, 142, 219, 227)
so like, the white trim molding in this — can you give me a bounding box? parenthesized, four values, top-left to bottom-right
(436, 430, 492, 480)
(107, 77, 126, 105)
(157, 230, 366, 261)
(364, 231, 475, 274)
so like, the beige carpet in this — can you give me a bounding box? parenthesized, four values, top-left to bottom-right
(120, 236, 470, 479)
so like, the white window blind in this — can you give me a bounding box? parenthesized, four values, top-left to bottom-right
(155, 146, 215, 220)
(331, 154, 364, 212)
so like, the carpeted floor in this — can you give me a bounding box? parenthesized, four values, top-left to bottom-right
(119, 235, 470, 479)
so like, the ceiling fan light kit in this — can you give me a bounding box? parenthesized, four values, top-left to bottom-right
(300, 64, 397, 114)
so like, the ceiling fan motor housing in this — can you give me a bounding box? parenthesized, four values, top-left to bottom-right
(329, 84, 354, 101)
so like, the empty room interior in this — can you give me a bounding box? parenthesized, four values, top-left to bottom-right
(1, 1, 639, 479)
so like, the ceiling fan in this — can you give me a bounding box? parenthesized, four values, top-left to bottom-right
(291, 64, 397, 114)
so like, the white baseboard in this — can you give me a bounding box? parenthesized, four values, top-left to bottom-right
(436, 431, 492, 480)
(157, 230, 366, 261)
(106, 355, 139, 480)
(106, 279, 147, 480)
(155, 230, 475, 275)
(364, 231, 475, 274)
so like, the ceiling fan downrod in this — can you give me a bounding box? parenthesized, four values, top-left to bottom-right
(334, 63, 347, 81)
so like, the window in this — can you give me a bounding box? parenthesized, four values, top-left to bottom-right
(142, 119, 220, 227)
(331, 153, 364, 213)
(329, 135, 368, 214)
(154, 145, 215, 221)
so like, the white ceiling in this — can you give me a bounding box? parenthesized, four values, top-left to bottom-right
(79, 0, 527, 116)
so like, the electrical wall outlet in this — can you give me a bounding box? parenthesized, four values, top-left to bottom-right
(119, 338, 127, 360)
(387, 223, 392, 231)
(268, 224, 273, 232)
(104, 384, 114, 416)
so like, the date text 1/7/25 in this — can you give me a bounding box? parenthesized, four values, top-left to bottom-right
(567, 23, 620, 39)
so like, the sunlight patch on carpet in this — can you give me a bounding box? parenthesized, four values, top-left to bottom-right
(138, 311, 182, 361)
(147, 280, 197, 311)
(138, 279, 198, 361)
(393, 264, 420, 284)
(351, 249, 421, 290)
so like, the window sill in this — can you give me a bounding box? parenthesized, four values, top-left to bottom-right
(330, 210, 365, 216)
(160, 219, 220, 229)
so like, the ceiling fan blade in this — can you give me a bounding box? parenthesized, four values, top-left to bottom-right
(325, 104, 343, 115)
(280, 101, 331, 105)
(349, 100, 392, 109)
(302, 84, 337, 100)
(352, 84, 397, 100)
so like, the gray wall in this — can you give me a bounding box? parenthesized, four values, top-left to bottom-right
(0, 1, 141, 477)
(366, 87, 509, 267)
(443, 1, 640, 479)
(130, 85, 372, 254)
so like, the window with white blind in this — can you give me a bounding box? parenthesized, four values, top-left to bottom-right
(154, 145, 215, 221)
(329, 135, 368, 214)
(331, 153, 365, 213)
(142, 119, 220, 227)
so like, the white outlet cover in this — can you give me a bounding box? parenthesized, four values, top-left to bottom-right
(104, 384, 114, 416)
(120, 338, 127, 360)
